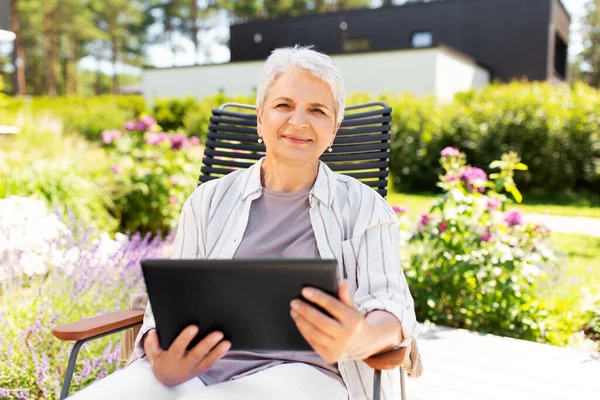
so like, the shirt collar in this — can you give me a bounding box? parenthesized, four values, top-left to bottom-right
(241, 157, 336, 208)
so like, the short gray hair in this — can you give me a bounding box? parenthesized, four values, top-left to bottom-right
(256, 45, 346, 124)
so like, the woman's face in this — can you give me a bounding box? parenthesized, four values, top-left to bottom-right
(257, 68, 340, 166)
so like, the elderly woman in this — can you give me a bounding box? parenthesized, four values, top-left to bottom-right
(70, 46, 419, 400)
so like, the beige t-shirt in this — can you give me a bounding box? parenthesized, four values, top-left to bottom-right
(200, 186, 344, 387)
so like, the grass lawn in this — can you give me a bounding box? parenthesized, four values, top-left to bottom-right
(387, 190, 600, 219)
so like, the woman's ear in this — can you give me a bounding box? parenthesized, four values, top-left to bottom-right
(256, 109, 263, 136)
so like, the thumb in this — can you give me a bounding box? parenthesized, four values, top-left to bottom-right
(338, 280, 354, 308)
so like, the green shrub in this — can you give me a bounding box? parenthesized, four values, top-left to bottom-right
(388, 82, 600, 196)
(153, 96, 200, 132)
(403, 148, 557, 341)
(101, 118, 203, 235)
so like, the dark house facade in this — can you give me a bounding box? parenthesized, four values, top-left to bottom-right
(230, 0, 570, 82)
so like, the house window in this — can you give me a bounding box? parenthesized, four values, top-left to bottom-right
(554, 33, 567, 79)
(343, 38, 371, 53)
(411, 31, 433, 48)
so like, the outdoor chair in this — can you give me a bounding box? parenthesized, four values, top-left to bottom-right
(52, 102, 415, 400)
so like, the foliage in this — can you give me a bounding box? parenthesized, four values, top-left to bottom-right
(577, 0, 600, 88)
(387, 82, 600, 196)
(0, 121, 117, 233)
(0, 197, 172, 399)
(403, 148, 557, 341)
(101, 116, 203, 235)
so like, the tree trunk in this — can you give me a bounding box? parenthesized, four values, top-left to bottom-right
(64, 38, 76, 95)
(190, 0, 199, 64)
(111, 36, 119, 94)
(43, 2, 58, 96)
(10, 0, 27, 96)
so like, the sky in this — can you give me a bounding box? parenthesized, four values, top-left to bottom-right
(76, 0, 592, 77)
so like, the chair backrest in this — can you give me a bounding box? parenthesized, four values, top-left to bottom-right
(199, 102, 392, 198)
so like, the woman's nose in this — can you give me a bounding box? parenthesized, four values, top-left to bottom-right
(288, 110, 309, 129)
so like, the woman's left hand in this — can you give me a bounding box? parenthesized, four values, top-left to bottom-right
(290, 279, 372, 363)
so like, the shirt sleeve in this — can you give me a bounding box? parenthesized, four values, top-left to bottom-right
(353, 199, 420, 348)
(133, 196, 202, 359)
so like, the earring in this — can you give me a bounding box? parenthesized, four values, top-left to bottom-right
(327, 146, 333, 152)
(257, 137, 263, 144)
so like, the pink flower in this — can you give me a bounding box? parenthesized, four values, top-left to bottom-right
(190, 136, 201, 146)
(169, 133, 189, 151)
(480, 232, 493, 242)
(533, 222, 551, 235)
(110, 165, 122, 174)
(445, 175, 457, 182)
(101, 129, 122, 144)
(460, 167, 488, 192)
(487, 198, 502, 211)
(169, 196, 178, 204)
(145, 132, 169, 146)
(170, 176, 179, 185)
(124, 121, 137, 131)
(419, 214, 432, 226)
(504, 210, 524, 226)
(391, 205, 407, 214)
(440, 146, 460, 157)
(438, 221, 447, 233)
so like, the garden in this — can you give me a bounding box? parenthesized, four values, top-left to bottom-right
(1, 78, 599, 398)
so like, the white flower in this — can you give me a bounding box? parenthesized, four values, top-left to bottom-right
(19, 252, 48, 277)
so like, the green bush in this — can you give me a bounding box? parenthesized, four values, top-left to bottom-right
(403, 148, 557, 341)
(388, 82, 600, 196)
(153, 96, 200, 132)
(101, 118, 203, 235)
(0, 124, 117, 233)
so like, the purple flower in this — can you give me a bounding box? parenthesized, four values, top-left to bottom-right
(134, 120, 148, 131)
(440, 146, 460, 157)
(190, 136, 201, 146)
(110, 165, 122, 174)
(504, 210, 524, 226)
(460, 167, 488, 192)
(101, 129, 122, 144)
(391, 205, 407, 214)
(419, 214, 432, 226)
(124, 121, 137, 131)
(487, 197, 502, 211)
(169, 133, 189, 151)
(480, 232, 493, 242)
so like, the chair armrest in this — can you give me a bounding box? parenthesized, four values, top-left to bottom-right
(363, 346, 408, 370)
(52, 310, 145, 341)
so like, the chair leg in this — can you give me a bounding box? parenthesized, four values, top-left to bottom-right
(400, 366, 406, 400)
(60, 340, 86, 400)
(58, 322, 144, 399)
(373, 369, 382, 400)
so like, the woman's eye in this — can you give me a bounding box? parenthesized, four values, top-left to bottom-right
(312, 108, 325, 115)
(276, 103, 290, 109)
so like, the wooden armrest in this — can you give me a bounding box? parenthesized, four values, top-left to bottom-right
(363, 346, 408, 370)
(52, 310, 144, 341)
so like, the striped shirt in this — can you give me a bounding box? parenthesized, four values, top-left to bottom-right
(134, 157, 420, 400)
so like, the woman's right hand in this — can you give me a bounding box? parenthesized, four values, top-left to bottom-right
(143, 326, 231, 387)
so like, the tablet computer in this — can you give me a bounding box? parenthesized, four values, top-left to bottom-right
(141, 259, 339, 352)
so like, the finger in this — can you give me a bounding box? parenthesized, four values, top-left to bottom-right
(338, 280, 354, 308)
(169, 325, 199, 358)
(292, 309, 335, 349)
(192, 340, 231, 376)
(144, 329, 163, 362)
(291, 299, 344, 338)
(301, 286, 351, 322)
(186, 331, 225, 364)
